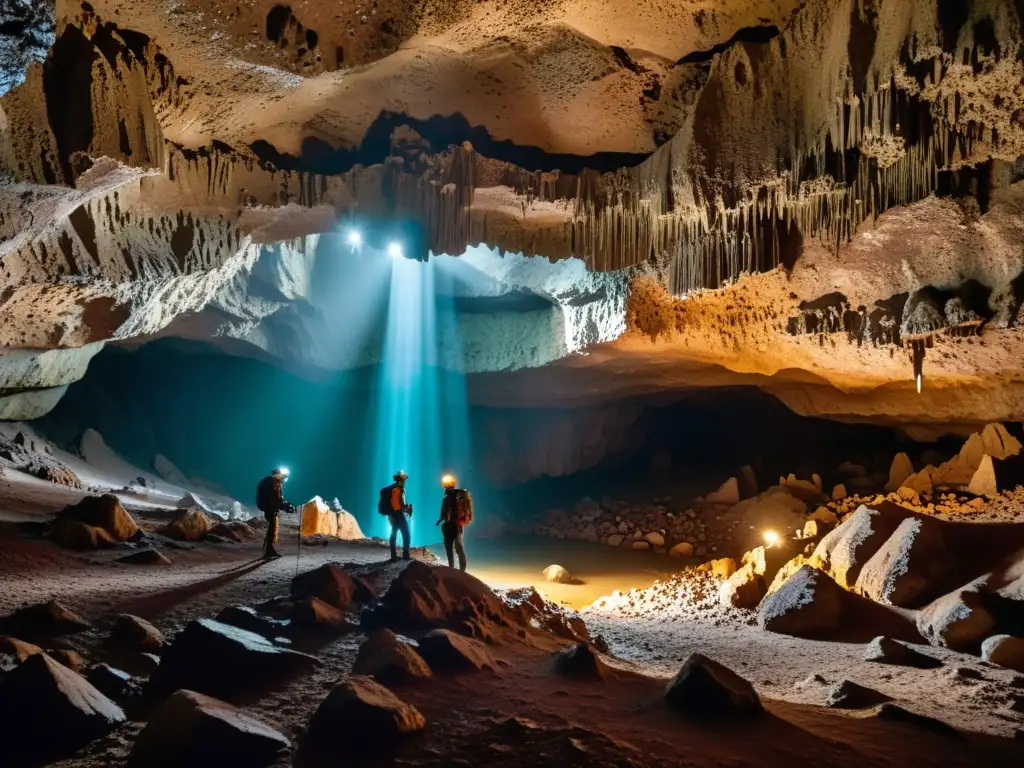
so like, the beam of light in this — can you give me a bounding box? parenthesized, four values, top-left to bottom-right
(369, 256, 473, 543)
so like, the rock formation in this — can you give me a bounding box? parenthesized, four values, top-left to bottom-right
(0, 0, 1020, 433)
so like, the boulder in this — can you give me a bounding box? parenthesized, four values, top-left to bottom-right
(916, 587, 996, 652)
(369, 561, 511, 634)
(208, 522, 250, 543)
(808, 507, 838, 525)
(417, 629, 496, 672)
(291, 563, 374, 609)
(109, 614, 165, 652)
(290, 597, 359, 632)
(831, 483, 847, 501)
(0, 653, 125, 765)
(553, 642, 612, 680)
(606, 534, 624, 547)
(980, 634, 1024, 672)
(663, 653, 763, 717)
(117, 548, 172, 565)
(50, 519, 118, 550)
(55, 494, 139, 542)
(300, 496, 338, 538)
(1, 600, 92, 639)
(304, 676, 425, 752)
(704, 477, 740, 506)
(669, 542, 695, 558)
(631, 540, 651, 551)
(854, 517, 954, 607)
(215, 606, 289, 640)
(864, 636, 942, 669)
(0, 635, 43, 672)
(644, 531, 666, 548)
(87, 664, 138, 701)
(336, 508, 364, 540)
(160, 508, 212, 542)
(902, 470, 933, 495)
(352, 629, 432, 683)
(129, 689, 290, 768)
(758, 565, 844, 638)
(810, 503, 909, 589)
(724, 488, 808, 533)
(885, 453, 915, 492)
(543, 564, 582, 585)
(148, 619, 318, 698)
(32, 463, 83, 489)
(719, 563, 766, 609)
(825, 679, 892, 709)
(699, 558, 738, 580)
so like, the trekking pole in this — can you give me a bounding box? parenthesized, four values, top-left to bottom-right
(294, 507, 302, 578)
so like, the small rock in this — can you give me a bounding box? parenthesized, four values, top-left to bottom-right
(605, 534, 624, 547)
(129, 689, 290, 768)
(553, 642, 611, 680)
(160, 508, 211, 542)
(864, 636, 942, 669)
(808, 507, 838, 525)
(1, 600, 92, 640)
(542, 564, 582, 585)
(663, 653, 763, 717)
(116, 549, 172, 566)
(109, 615, 165, 652)
(352, 629, 432, 684)
(831, 484, 847, 501)
(669, 542, 694, 558)
(631, 540, 651, 551)
(917, 588, 995, 652)
(290, 597, 359, 632)
(304, 676, 425, 753)
(643, 531, 665, 547)
(825, 679, 892, 708)
(699, 558, 738, 580)
(148, 619, 318, 698)
(291, 564, 373, 610)
(417, 629, 495, 672)
(948, 666, 984, 681)
(980, 635, 1024, 672)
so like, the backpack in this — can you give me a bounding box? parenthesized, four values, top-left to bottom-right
(378, 485, 393, 516)
(453, 489, 473, 526)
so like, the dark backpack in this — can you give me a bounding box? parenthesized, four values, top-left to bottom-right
(378, 485, 393, 516)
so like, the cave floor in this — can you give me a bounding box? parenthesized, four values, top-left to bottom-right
(0, 506, 1022, 766)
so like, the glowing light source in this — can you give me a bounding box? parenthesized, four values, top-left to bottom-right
(441, 474, 455, 487)
(916, 373, 922, 394)
(763, 530, 781, 548)
(346, 229, 362, 248)
(387, 241, 403, 259)
(277, 466, 290, 480)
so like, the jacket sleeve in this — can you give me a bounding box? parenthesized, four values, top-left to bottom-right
(273, 479, 289, 510)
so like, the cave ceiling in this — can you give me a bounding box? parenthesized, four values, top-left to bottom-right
(0, 0, 1023, 434)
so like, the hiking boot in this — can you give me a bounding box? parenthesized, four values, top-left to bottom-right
(264, 549, 281, 560)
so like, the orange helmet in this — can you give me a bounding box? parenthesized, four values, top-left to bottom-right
(441, 474, 457, 489)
